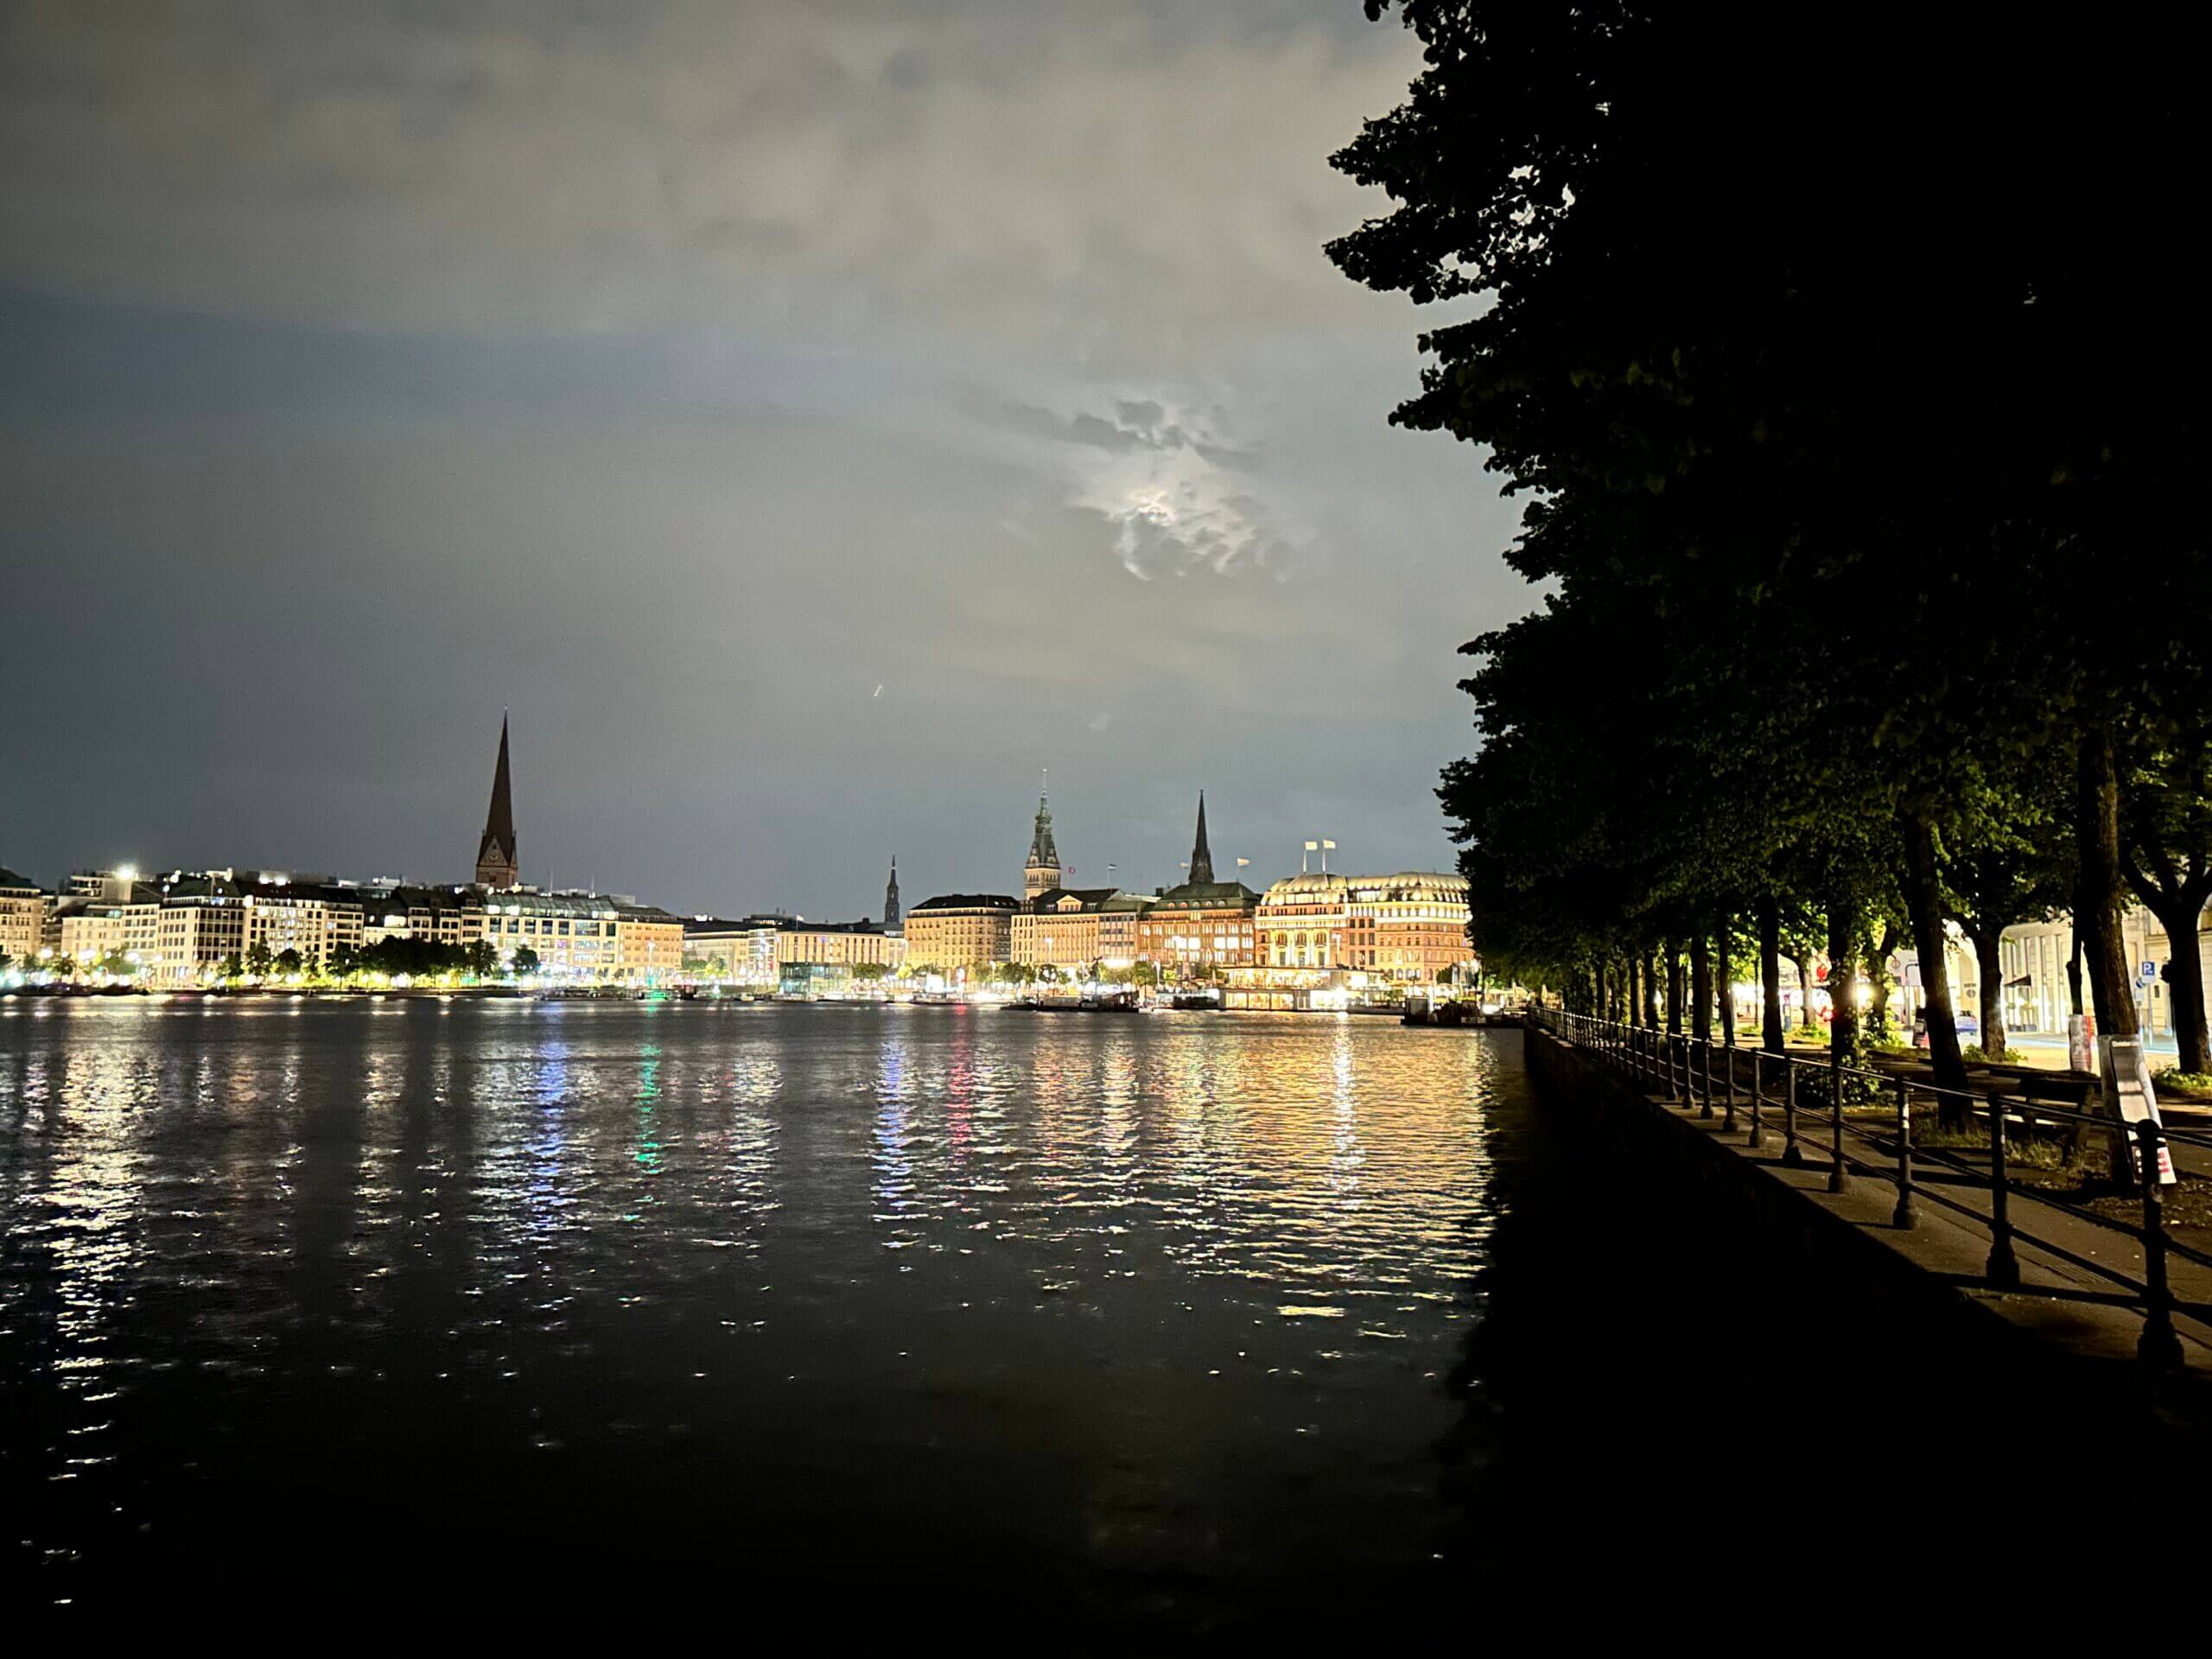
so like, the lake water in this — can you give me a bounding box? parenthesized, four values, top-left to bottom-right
(10, 996, 2177, 1634)
(1, 1000, 1531, 1631)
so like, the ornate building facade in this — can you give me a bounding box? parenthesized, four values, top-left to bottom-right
(1248, 870, 1477, 988)
(1135, 795, 1258, 976)
(1023, 788, 1061, 899)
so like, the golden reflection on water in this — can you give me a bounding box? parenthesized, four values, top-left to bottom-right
(2, 997, 1518, 1592)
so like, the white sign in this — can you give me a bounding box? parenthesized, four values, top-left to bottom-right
(2069, 1012, 2094, 1074)
(2101, 1036, 2176, 1185)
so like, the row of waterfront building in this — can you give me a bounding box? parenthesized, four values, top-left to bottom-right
(682, 791, 1481, 1004)
(0, 864, 688, 987)
(0, 719, 1480, 1000)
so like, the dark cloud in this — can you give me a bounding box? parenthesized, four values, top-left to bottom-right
(0, 0, 1530, 914)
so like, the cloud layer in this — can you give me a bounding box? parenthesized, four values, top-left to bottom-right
(0, 2, 1534, 912)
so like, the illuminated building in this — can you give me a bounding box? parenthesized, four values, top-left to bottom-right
(237, 875, 363, 967)
(683, 916, 782, 985)
(1135, 795, 1258, 976)
(1096, 893, 1154, 964)
(479, 890, 620, 977)
(775, 918, 905, 974)
(613, 902, 686, 982)
(1011, 887, 1124, 972)
(0, 866, 51, 967)
(905, 893, 1018, 974)
(55, 880, 161, 966)
(1345, 872, 1478, 982)
(1247, 870, 1476, 988)
(147, 874, 249, 983)
(356, 884, 487, 949)
(57, 900, 129, 963)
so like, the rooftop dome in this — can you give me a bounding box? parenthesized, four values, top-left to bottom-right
(1263, 873, 1350, 898)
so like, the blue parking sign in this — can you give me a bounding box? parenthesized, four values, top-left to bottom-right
(2140, 959, 2158, 984)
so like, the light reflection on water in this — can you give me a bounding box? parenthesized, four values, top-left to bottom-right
(0, 998, 1523, 1620)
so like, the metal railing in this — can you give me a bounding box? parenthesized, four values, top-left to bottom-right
(1529, 1007, 2209, 1369)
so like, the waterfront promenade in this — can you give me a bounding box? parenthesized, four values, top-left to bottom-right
(1524, 1019, 2212, 1398)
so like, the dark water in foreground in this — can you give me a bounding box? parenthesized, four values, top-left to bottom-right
(3, 1001, 1522, 1630)
(10, 1000, 2190, 1633)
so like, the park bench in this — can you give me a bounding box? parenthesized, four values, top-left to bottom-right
(1981, 1068, 2097, 1160)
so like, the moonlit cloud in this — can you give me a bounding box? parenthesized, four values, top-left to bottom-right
(988, 393, 1311, 579)
(0, 1, 1533, 913)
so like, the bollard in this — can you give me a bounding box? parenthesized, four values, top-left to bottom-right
(1891, 1075, 1916, 1229)
(2136, 1117, 2183, 1370)
(1827, 1050, 1849, 1193)
(1781, 1058, 1803, 1166)
(1985, 1092, 2020, 1290)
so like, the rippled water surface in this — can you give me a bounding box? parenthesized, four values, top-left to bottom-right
(1, 1000, 1530, 1628)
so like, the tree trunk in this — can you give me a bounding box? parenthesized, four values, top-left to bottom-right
(1974, 926, 2007, 1065)
(1897, 809, 1969, 1097)
(1863, 924, 1894, 1044)
(1826, 887, 1860, 1065)
(1716, 915, 1737, 1048)
(2142, 894, 2211, 1075)
(1690, 932, 1712, 1045)
(2075, 725, 2139, 1037)
(1759, 898, 1784, 1053)
(1664, 941, 1683, 1035)
(1645, 950, 1661, 1027)
(2067, 930, 2083, 1018)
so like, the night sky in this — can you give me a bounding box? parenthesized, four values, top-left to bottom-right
(0, 2, 1526, 918)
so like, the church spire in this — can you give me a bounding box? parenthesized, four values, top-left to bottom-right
(884, 855, 902, 932)
(1188, 791, 1213, 886)
(474, 712, 519, 889)
(1024, 776, 1062, 899)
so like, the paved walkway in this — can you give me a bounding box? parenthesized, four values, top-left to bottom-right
(1554, 1033, 2212, 1382)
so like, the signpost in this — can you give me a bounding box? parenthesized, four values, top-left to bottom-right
(2101, 1035, 2175, 1185)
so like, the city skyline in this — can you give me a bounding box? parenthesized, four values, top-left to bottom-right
(5, 709, 1459, 925)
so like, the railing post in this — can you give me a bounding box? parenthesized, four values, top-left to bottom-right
(1699, 1038, 1713, 1119)
(1724, 1045, 1740, 1133)
(1891, 1075, 1916, 1229)
(1985, 1090, 2020, 1289)
(1745, 1050, 1762, 1147)
(1782, 1058, 1804, 1166)
(1827, 1049, 1848, 1193)
(2137, 1118, 2183, 1370)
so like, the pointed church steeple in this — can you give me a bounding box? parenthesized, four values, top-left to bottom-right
(474, 713, 518, 889)
(884, 855, 902, 932)
(1024, 776, 1062, 899)
(1187, 791, 1214, 886)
